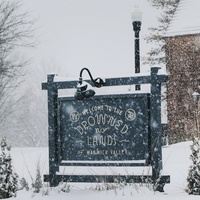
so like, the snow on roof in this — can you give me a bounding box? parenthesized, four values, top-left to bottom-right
(165, 0, 200, 37)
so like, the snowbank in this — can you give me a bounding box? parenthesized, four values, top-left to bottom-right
(8, 141, 200, 200)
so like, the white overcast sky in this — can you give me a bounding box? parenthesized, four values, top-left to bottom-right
(21, 0, 159, 79)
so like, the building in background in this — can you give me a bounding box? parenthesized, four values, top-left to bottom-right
(164, 0, 200, 143)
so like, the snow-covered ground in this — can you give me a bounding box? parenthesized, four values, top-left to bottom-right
(6, 141, 199, 199)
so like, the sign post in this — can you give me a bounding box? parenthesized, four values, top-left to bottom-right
(42, 67, 170, 191)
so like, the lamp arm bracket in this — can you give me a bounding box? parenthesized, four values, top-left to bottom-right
(79, 68, 105, 87)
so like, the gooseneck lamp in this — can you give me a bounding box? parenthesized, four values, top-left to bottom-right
(74, 68, 105, 100)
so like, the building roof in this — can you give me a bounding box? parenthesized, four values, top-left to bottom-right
(165, 0, 200, 37)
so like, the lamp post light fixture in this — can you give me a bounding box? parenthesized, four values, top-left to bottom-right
(74, 68, 105, 100)
(192, 91, 200, 102)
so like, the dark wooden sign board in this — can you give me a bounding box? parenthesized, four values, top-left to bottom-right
(58, 94, 149, 163)
(42, 67, 170, 192)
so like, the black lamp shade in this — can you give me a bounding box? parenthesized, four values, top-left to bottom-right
(74, 81, 95, 100)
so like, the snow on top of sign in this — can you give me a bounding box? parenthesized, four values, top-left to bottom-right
(165, 0, 200, 37)
(58, 85, 151, 98)
(61, 160, 146, 164)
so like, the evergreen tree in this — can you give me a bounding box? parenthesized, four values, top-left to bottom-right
(144, 0, 180, 66)
(32, 163, 43, 193)
(186, 138, 200, 195)
(0, 137, 18, 198)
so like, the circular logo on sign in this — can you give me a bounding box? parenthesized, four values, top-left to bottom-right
(125, 109, 136, 121)
(70, 111, 80, 122)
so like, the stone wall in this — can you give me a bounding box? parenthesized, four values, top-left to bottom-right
(165, 34, 200, 143)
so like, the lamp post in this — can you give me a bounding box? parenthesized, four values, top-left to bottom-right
(132, 6, 142, 91)
(132, 6, 142, 74)
(192, 92, 200, 137)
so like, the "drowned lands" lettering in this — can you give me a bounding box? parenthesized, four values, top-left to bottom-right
(74, 114, 129, 135)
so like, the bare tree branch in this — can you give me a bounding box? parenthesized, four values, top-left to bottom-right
(0, 0, 36, 140)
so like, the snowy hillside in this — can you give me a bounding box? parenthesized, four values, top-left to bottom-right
(7, 141, 199, 200)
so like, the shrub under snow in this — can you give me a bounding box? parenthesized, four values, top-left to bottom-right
(0, 137, 18, 198)
(186, 137, 200, 195)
